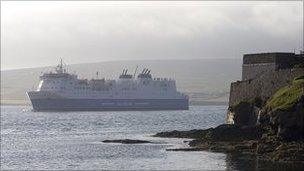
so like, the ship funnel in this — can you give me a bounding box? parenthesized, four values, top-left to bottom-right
(122, 69, 125, 75)
(133, 65, 138, 78)
(147, 70, 151, 75)
(144, 69, 149, 74)
(125, 69, 128, 75)
(142, 68, 146, 74)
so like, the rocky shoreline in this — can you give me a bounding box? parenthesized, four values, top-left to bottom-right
(154, 75, 304, 164)
(153, 57, 304, 167)
(154, 124, 304, 164)
(154, 124, 260, 153)
(154, 75, 304, 163)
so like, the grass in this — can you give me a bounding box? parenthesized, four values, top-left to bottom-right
(293, 63, 304, 69)
(266, 75, 304, 111)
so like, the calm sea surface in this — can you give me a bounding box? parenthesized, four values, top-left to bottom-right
(2, 105, 296, 170)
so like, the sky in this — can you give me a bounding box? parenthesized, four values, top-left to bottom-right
(1, 1, 303, 70)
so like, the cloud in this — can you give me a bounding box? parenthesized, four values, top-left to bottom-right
(1, 1, 303, 70)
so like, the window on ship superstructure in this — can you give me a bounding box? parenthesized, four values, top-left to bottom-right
(38, 80, 44, 90)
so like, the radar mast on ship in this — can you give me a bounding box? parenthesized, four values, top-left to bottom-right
(55, 59, 67, 74)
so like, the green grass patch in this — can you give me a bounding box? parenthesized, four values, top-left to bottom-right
(293, 75, 304, 82)
(293, 63, 304, 69)
(266, 75, 304, 111)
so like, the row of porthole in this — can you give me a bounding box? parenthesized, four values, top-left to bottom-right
(74, 87, 90, 90)
(143, 82, 170, 87)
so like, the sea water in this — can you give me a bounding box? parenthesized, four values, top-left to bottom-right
(2, 105, 295, 170)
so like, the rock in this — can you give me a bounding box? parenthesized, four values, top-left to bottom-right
(155, 124, 262, 144)
(153, 129, 212, 139)
(207, 124, 262, 142)
(168, 140, 257, 153)
(166, 148, 206, 151)
(102, 139, 152, 144)
(231, 101, 258, 127)
(154, 124, 261, 142)
(153, 92, 304, 163)
(267, 95, 304, 141)
(257, 139, 304, 162)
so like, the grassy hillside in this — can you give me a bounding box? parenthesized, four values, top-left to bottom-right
(1, 59, 241, 105)
(266, 75, 304, 111)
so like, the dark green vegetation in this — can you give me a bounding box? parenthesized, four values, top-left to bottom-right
(293, 63, 304, 69)
(266, 75, 304, 111)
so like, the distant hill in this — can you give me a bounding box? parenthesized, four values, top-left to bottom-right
(1, 59, 241, 105)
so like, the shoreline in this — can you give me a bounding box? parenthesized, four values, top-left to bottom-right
(1, 100, 31, 106)
(153, 124, 304, 164)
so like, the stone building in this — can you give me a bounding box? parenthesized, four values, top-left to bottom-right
(242, 52, 304, 80)
(229, 52, 304, 107)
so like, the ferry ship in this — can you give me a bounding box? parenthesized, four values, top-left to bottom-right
(27, 60, 189, 111)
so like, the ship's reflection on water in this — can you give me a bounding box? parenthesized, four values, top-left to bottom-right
(225, 152, 304, 170)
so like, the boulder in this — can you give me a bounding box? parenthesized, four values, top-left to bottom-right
(230, 101, 259, 127)
(269, 96, 304, 140)
(207, 124, 261, 142)
(153, 129, 212, 139)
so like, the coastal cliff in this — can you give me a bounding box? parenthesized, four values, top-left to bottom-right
(155, 52, 304, 163)
(155, 75, 304, 163)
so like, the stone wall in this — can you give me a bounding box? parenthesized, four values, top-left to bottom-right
(243, 52, 297, 65)
(243, 53, 277, 64)
(229, 68, 304, 107)
(242, 63, 276, 80)
(242, 52, 304, 81)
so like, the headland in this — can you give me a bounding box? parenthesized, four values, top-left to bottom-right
(155, 51, 304, 164)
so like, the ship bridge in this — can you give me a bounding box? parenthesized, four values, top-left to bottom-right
(40, 59, 77, 79)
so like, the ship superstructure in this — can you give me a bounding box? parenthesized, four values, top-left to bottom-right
(27, 60, 189, 111)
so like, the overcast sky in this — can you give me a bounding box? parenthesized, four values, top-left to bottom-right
(1, 1, 303, 70)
